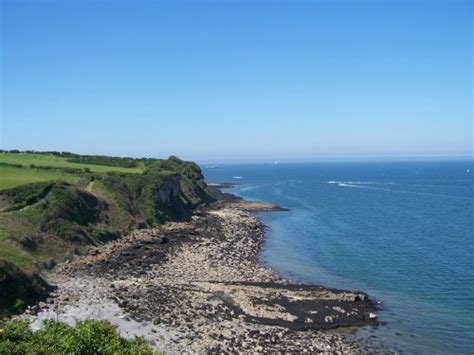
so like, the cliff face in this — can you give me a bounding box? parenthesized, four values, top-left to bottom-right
(98, 157, 213, 225)
(156, 174, 181, 205)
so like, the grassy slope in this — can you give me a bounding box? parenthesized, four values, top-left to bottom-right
(0, 166, 80, 190)
(0, 152, 213, 315)
(0, 153, 143, 174)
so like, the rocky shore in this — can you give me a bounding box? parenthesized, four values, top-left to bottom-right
(19, 186, 378, 353)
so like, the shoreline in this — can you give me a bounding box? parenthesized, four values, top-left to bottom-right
(18, 186, 378, 353)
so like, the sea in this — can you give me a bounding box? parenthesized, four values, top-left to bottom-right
(203, 161, 474, 354)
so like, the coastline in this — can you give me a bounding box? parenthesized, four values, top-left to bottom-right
(18, 185, 377, 353)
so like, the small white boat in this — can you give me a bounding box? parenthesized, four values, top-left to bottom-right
(232, 176, 243, 179)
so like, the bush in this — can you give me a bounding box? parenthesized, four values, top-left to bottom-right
(66, 156, 139, 168)
(0, 319, 155, 355)
(0, 182, 54, 212)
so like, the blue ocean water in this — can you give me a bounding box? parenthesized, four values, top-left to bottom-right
(203, 161, 474, 354)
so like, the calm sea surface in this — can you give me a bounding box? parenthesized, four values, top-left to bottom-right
(203, 161, 474, 354)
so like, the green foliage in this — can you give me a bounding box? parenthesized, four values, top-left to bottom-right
(0, 162, 23, 168)
(40, 183, 101, 226)
(34, 183, 106, 244)
(0, 320, 155, 355)
(66, 155, 142, 169)
(0, 149, 76, 158)
(96, 157, 213, 225)
(0, 182, 54, 211)
(97, 170, 177, 225)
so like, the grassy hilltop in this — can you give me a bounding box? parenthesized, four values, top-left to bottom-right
(0, 151, 213, 315)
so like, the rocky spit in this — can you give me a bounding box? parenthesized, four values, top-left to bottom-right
(19, 189, 379, 354)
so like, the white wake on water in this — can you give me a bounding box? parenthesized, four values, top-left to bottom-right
(327, 181, 394, 188)
(327, 181, 473, 200)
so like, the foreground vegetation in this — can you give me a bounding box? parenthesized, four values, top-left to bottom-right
(0, 319, 155, 354)
(0, 150, 213, 315)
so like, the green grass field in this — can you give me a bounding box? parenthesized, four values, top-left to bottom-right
(0, 153, 143, 174)
(0, 166, 80, 190)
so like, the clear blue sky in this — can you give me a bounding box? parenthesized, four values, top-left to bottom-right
(1, 0, 472, 163)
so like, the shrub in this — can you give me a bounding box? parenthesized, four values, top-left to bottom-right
(0, 182, 54, 211)
(66, 156, 139, 168)
(0, 319, 155, 355)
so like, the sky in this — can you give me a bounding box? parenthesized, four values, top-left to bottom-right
(1, 0, 472, 163)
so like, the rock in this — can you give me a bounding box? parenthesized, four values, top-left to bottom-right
(248, 330, 260, 337)
(41, 259, 56, 270)
(118, 300, 129, 307)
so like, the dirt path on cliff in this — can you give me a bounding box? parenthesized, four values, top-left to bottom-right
(85, 180, 94, 192)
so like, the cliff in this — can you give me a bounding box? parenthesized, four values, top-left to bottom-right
(0, 154, 213, 315)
